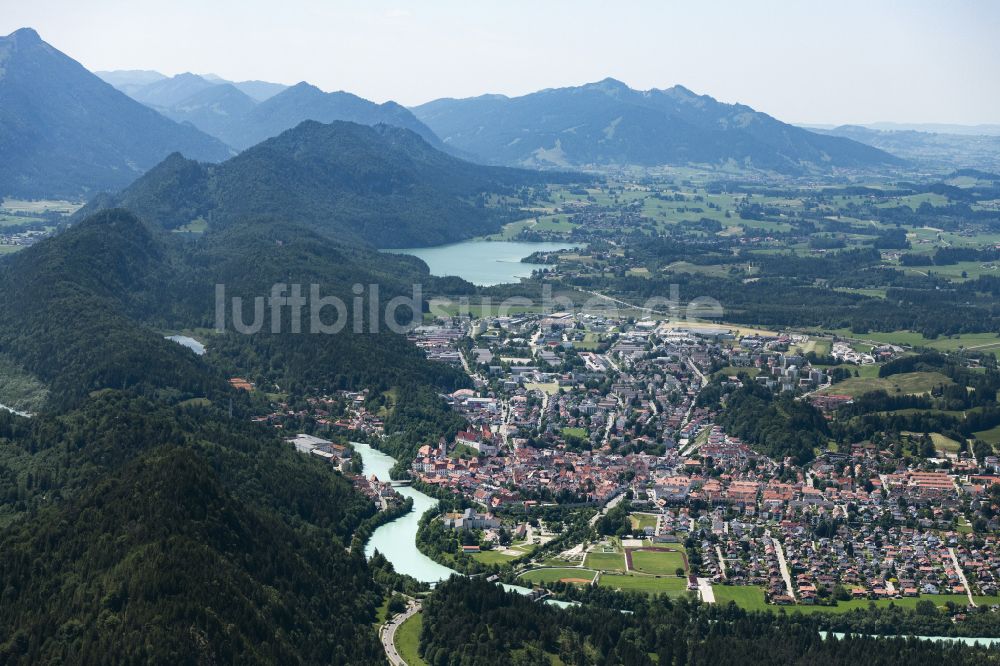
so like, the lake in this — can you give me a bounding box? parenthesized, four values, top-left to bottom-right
(386, 240, 581, 286)
(351, 441, 457, 583)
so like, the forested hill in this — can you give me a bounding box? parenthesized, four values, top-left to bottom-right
(76, 120, 581, 247)
(0, 207, 475, 660)
(0, 394, 386, 664)
(0, 209, 224, 411)
(0, 28, 232, 199)
(0, 208, 469, 416)
(413, 78, 903, 173)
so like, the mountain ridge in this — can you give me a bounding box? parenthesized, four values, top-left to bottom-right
(412, 78, 904, 173)
(103, 70, 443, 151)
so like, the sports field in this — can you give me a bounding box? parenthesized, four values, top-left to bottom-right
(520, 568, 596, 585)
(585, 551, 626, 571)
(627, 548, 687, 575)
(598, 573, 689, 596)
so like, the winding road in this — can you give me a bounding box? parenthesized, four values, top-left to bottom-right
(380, 599, 421, 666)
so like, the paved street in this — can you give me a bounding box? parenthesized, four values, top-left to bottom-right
(772, 538, 795, 601)
(379, 600, 421, 666)
(949, 548, 977, 608)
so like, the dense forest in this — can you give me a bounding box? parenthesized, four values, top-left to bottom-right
(0, 393, 386, 664)
(700, 379, 829, 464)
(0, 207, 475, 660)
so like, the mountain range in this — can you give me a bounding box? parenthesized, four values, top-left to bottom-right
(0, 29, 232, 198)
(98, 69, 288, 104)
(413, 78, 903, 173)
(102, 71, 441, 151)
(76, 119, 574, 247)
(2, 28, 917, 201)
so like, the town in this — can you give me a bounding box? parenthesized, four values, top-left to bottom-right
(260, 305, 1000, 613)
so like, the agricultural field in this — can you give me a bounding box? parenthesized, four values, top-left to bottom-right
(172, 217, 208, 234)
(712, 588, 997, 614)
(821, 329, 1000, 353)
(781, 595, 991, 615)
(574, 332, 603, 350)
(0, 198, 83, 215)
(628, 513, 658, 531)
(523, 381, 560, 395)
(929, 432, 963, 454)
(0, 213, 43, 227)
(471, 550, 519, 565)
(792, 338, 832, 356)
(713, 366, 760, 379)
(974, 425, 1000, 445)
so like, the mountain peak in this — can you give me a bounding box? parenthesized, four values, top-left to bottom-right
(587, 77, 631, 93)
(8, 27, 42, 43)
(666, 83, 696, 97)
(0, 29, 231, 197)
(287, 81, 323, 94)
(175, 72, 209, 82)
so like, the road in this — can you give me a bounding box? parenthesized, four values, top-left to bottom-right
(589, 491, 627, 527)
(772, 538, 795, 601)
(697, 577, 716, 604)
(715, 545, 728, 579)
(460, 347, 472, 375)
(576, 288, 657, 315)
(949, 547, 977, 607)
(602, 407, 617, 447)
(380, 599, 421, 666)
(686, 357, 708, 388)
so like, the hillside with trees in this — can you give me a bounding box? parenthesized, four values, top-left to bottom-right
(76, 120, 582, 247)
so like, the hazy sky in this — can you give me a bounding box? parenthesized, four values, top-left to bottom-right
(2, 0, 998, 124)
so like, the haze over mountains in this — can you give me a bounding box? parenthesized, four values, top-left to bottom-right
(7, 25, 995, 205)
(98, 69, 288, 103)
(101, 70, 442, 151)
(413, 78, 902, 174)
(0, 28, 231, 198)
(810, 125, 1000, 172)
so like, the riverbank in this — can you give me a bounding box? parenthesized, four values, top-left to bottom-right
(351, 441, 457, 583)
